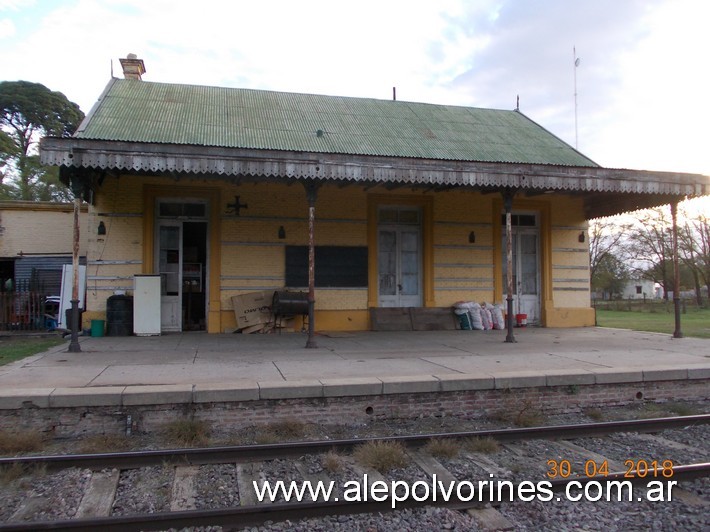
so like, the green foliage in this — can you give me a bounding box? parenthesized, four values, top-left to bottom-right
(0, 80, 84, 201)
(591, 252, 629, 298)
(0, 81, 83, 140)
(0, 129, 17, 161)
(0, 130, 17, 195)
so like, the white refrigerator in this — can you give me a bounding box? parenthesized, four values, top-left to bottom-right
(133, 275, 161, 336)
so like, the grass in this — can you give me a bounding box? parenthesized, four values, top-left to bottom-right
(665, 402, 699, 416)
(464, 436, 500, 454)
(0, 335, 65, 366)
(353, 441, 409, 473)
(322, 451, 343, 473)
(0, 463, 46, 486)
(254, 418, 307, 444)
(596, 306, 710, 339)
(491, 400, 545, 428)
(161, 419, 211, 447)
(0, 462, 27, 485)
(585, 408, 605, 422)
(424, 438, 460, 459)
(76, 434, 133, 454)
(0, 430, 45, 455)
(636, 401, 700, 419)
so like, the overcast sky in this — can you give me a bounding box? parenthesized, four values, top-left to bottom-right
(1, 0, 708, 188)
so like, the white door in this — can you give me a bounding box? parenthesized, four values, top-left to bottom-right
(157, 221, 182, 331)
(502, 228, 540, 324)
(378, 207, 422, 307)
(517, 231, 540, 323)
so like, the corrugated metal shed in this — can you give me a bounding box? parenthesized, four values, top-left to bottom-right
(76, 79, 597, 168)
(14, 256, 85, 295)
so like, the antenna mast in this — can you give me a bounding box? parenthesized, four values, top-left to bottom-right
(573, 46, 580, 149)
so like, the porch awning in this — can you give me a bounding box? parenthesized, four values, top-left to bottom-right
(40, 137, 708, 219)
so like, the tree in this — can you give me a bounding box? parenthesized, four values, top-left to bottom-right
(591, 251, 629, 299)
(625, 208, 675, 300)
(589, 217, 633, 287)
(0, 81, 84, 201)
(695, 215, 710, 298)
(0, 130, 17, 197)
(678, 212, 710, 305)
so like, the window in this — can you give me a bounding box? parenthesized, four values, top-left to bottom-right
(158, 202, 206, 218)
(500, 214, 537, 226)
(285, 246, 368, 287)
(636, 285, 642, 295)
(379, 207, 420, 225)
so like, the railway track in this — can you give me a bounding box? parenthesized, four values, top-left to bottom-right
(0, 414, 708, 531)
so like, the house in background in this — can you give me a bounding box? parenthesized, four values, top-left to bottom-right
(0, 200, 88, 295)
(39, 56, 709, 334)
(620, 278, 659, 300)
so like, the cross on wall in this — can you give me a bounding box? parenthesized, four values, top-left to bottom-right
(226, 195, 248, 216)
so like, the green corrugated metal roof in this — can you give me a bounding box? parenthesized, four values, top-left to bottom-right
(77, 79, 598, 167)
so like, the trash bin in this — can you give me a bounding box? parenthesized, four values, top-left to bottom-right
(91, 319, 105, 337)
(64, 308, 84, 331)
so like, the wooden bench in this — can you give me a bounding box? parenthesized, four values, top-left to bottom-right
(370, 307, 458, 331)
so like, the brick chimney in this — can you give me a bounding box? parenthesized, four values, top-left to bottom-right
(119, 53, 146, 80)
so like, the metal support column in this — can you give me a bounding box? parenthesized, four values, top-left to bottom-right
(671, 201, 683, 339)
(68, 173, 83, 353)
(304, 182, 319, 348)
(503, 189, 517, 343)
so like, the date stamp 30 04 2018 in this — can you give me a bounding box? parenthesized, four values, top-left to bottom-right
(546, 459, 675, 479)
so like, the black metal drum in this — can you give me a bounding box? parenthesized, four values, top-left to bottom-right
(272, 291, 308, 317)
(106, 294, 134, 336)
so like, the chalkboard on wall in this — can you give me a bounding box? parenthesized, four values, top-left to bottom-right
(285, 246, 368, 287)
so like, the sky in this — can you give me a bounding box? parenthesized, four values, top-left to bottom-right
(1, 0, 708, 202)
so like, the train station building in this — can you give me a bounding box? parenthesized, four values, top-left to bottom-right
(39, 55, 709, 335)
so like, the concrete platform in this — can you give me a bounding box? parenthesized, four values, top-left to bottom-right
(0, 327, 708, 409)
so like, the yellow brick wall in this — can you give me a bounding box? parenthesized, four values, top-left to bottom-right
(220, 183, 369, 315)
(0, 202, 88, 256)
(432, 191, 496, 306)
(489, 194, 593, 327)
(84, 177, 144, 317)
(546, 195, 592, 323)
(84, 176, 593, 330)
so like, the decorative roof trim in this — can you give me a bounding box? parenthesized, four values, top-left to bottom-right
(40, 137, 708, 197)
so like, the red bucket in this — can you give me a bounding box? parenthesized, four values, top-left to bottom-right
(515, 313, 528, 327)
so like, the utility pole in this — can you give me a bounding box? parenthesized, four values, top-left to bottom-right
(671, 201, 683, 339)
(68, 173, 83, 353)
